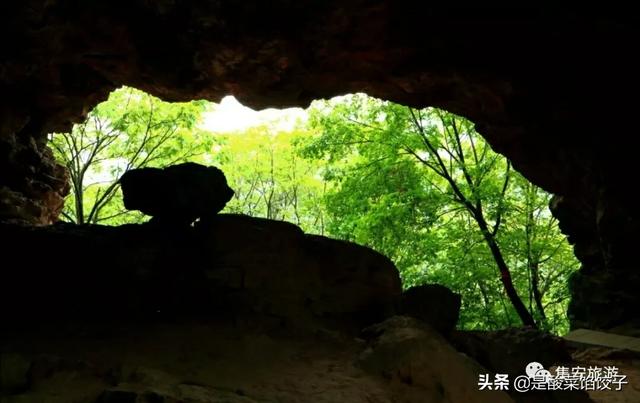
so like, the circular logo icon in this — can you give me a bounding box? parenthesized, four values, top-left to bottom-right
(525, 362, 544, 378)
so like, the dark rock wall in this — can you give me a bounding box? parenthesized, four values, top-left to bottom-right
(0, 215, 401, 330)
(1, 2, 638, 328)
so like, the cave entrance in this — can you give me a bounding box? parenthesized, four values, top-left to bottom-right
(48, 87, 579, 335)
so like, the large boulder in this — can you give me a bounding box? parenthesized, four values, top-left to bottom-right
(195, 215, 402, 330)
(0, 214, 401, 330)
(398, 284, 461, 336)
(357, 316, 514, 403)
(119, 163, 234, 225)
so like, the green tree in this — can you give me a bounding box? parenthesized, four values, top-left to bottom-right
(301, 94, 579, 333)
(217, 125, 328, 234)
(49, 87, 214, 225)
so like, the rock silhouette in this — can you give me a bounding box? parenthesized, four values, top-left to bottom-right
(119, 162, 234, 225)
(399, 284, 461, 336)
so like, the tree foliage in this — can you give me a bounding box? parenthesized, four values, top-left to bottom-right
(301, 94, 579, 333)
(216, 126, 327, 233)
(49, 87, 214, 224)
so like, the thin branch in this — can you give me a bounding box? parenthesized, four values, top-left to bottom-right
(492, 161, 511, 236)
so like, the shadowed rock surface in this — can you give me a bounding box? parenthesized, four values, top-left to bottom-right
(0, 216, 520, 403)
(451, 327, 593, 403)
(120, 163, 235, 225)
(0, 216, 600, 402)
(0, 214, 400, 328)
(356, 316, 513, 403)
(452, 327, 571, 381)
(398, 284, 461, 336)
(1, 319, 515, 403)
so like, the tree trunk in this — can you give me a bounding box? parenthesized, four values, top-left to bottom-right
(73, 179, 84, 225)
(530, 260, 547, 321)
(476, 216, 537, 327)
(524, 185, 547, 324)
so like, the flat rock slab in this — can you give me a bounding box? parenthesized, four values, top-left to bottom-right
(564, 329, 640, 352)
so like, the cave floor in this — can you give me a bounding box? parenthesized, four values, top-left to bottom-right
(571, 346, 640, 403)
(2, 321, 640, 402)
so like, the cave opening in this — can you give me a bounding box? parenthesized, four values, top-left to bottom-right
(47, 86, 579, 336)
(3, 3, 640, 401)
